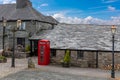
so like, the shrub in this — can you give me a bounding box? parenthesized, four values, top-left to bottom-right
(63, 50, 70, 64)
(25, 45, 30, 52)
(0, 55, 6, 60)
(0, 55, 7, 63)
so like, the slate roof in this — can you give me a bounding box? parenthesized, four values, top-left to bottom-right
(30, 23, 120, 51)
(46, 16, 59, 25)
(0, 4, 58, 24)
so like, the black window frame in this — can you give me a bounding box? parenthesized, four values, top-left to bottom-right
(51, 49, 56, 57)
(17, 37, 25, 47)
(77, 51, 84, 59)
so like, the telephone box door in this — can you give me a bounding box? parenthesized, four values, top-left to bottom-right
(38, 40, 50, 65)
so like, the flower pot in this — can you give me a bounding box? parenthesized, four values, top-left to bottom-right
(62, 62, 70, 67)
(0, 58, 7, 63)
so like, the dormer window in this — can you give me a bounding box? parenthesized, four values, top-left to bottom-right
(18, 22, 26, 30)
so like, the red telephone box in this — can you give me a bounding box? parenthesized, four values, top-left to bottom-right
(38, 39, 50, 65)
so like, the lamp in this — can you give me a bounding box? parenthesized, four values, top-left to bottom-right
(11, 19, 22, 67)
(3, 19, 7, 26)
(111, 25, 116, 78)
(111, 25, 116, 35)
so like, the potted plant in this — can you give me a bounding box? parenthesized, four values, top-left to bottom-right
(25, 45, 30, 57)
(0, 55, 7, 63)
(62, 50, 71, 67)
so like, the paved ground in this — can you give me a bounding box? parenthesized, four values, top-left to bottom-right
(0, 58, 27, 78)
(0, 69, 108, 80)
(36, 65, 120, 78)
(0, 57, 120, 80)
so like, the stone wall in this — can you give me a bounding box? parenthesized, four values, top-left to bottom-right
(50, 50, 120, 68)
(98, 52, 120, 68)
(51, 50, 65, 65)
(50, 50, 96, 68)
(70, 51, 96, 68)
(0, 21, 53, 50)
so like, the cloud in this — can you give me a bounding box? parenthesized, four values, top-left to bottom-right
(108, 6, 116, 11)
(0, 0, 16, 4)
(52, 13, 120, 25)
(111, 16, 120, 24)
(40, 3, 48, 7)
(102, 0, 118, 3)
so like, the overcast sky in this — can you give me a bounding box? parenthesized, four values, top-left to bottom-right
(0, 0, 120, 25)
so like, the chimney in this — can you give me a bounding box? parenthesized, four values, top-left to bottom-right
(16, 0, 32, 8)
(26, 0, 32, 6)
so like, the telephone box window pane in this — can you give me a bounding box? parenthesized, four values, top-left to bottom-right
(40, 46, 45, 62)
(51, 49, 56, 57)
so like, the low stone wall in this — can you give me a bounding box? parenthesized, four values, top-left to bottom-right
(98, 52, 120, 69)
(3, 51, 28, 58)
(50, 50, 96, 68)
(50, 50, 120, 68)
(50, 50, 65, 65)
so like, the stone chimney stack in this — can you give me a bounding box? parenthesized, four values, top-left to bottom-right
(16, 0, 32, 8)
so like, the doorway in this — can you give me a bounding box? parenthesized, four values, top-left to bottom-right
(17, 38, 25, 47)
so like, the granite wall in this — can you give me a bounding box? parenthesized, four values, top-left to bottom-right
(0, 21, 53, 50)
(50, 50, 120, 68)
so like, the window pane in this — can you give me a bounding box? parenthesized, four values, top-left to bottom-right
(19, 22, 26, 30)
(22, 22, 26, 30)
(17, 38, 25, 47)
(51, 49, 56, 57)
(77, 51, 84, 59)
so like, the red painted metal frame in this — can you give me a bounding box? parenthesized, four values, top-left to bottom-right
(38, 39, 50, 65)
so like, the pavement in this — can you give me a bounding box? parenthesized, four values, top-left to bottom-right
(0, 69, 109, 80)
(0, 57, 120, 80)
(0, 58, 27, 78)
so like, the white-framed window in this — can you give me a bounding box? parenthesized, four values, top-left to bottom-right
(19, 22, 26, 30)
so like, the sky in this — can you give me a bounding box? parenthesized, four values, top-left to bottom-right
(0, 0, 120, 25)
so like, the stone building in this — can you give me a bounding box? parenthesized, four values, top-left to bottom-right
(0, 0, 58, 51)
(30, 23, 120, 68)
(0, 0, 119, 68)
